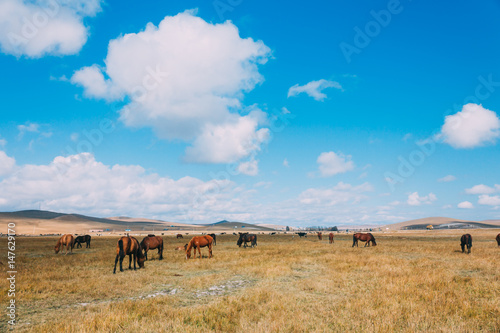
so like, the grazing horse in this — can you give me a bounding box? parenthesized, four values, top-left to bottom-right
(496, 233, 500, 247)
(208, 233, 217, 245)
(296, 232, 307, 238)
(329, 233, 334, 244)
(460, 234, 472, 254)
(237, 232, 257, 248)
(317, 232, 322, 240)
(140, 235, 163, 260)
(54, 234, 74, 255)
(113, 236, 145, 273)
(176, 234, 183, 239)
(185, 235, 213, 259)
(74, 235, 91, 248)
(352, 233, 377, 247)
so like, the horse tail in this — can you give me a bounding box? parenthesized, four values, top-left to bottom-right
(118, 239, 125, 258)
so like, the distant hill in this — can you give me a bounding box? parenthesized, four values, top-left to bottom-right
(0, 210, 277, 234)
(383, 217, 500, 230)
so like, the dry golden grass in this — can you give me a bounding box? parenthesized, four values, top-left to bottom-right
(1, 230, 499, 332)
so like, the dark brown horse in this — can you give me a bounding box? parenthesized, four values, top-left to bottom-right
(496, 233, 500, 246)
(55, 234, 74, 254)
(237, 232, 257, 248)
(208, 233, 216, 245)
(74, 235, 91, 248)
(176, 234, 183, 239)
(317, 232, 322, 240)
(113, 236, 145, 273)
(352, 233, 377, 247)
(460, 234, 472, 254)
(185, 235, 213, 259)
(140, 235, 163, 260)
(329, 233, 334, 244)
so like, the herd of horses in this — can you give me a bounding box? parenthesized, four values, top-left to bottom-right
(54, 231, 500, 273)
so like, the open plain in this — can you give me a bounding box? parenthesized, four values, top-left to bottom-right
(1, 229, 499, 332)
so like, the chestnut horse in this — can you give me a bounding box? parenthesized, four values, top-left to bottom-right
(176, 234, 183, 239)
(329, 233, 334, 244)
(208, 233, 216, 245)
(55, 234, 74, 255)
(460, 234, 472, 254)
(496, 233, 500, 247)
(237, 232, 257, 248)
(140, 235, 163, 260)
(317, 232, 322, 240)
(74, 235, 91, 248)
(352, 233, 377, 247)
(113, 236, 145, 273)
(185, 235, 213, 259)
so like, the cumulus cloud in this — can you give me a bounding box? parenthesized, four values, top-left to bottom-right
(299, 182, 373, 206)
(316, 151, 355, 177)
(465, 184, 499, 195)
(478, 195, 500, 207)
(0, 152, 252, 221)
(0, 151, 16, 177)
(438, 175, 456, 182)
(407, 192, 437, 206)
(0, 0, 102, 57)
(287, 79, 343, 101)
(71, 10, 271, 164)
(237, 159, 259, 176)
(440, 104, 500, 148)
(457, 201, 474, 209)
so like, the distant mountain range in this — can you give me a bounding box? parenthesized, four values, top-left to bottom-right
(0, 210, 275, 234)
(382, 217, 500, 230)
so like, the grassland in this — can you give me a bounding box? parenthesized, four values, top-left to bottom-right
(1, 229, 499, 332)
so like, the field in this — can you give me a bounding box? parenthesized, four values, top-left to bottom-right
(2, 230, 499, 332)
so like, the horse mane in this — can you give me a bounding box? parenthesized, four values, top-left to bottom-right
(186, 238, 195, 253)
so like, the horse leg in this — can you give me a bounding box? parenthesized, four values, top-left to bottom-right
(128, 254, 132, 269)
(197, 246, 201, 259)
(119, 254, 124, 272)
(159, 245, 163, 260)
(113, 254, 119, 274)
(208, 244, 212, 258)
(461, 244, 465, 253)
(133, 253, 137, 270)
(144, 248, 148, 261)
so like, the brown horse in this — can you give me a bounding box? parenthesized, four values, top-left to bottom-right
(140, 235, 163, 260)
(352, 233, 377, 247)
(113, 236, 145, 273)
(317, 232, 322, 240)
(496, 233, 500, 246)
(74, 235, 91, 248)
(54, 234, 74, 255)
(185, 235, 213, 259)
(237, 232, 257, 248)
(176, 234, 183, 239)
(460, 234, 472, 254)
(329, 233, 334, 244)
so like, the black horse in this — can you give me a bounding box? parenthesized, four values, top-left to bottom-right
(237, 232, 257, 248)
(74, 235, 91, 248)
(208, 233, 216, 245)
(460, 234, 472, 254)
(296, 232, 307, 238)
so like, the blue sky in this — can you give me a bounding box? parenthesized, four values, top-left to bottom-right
(0, 0, 500, 226)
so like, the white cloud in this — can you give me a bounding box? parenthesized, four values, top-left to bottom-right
(0, 152, 253, 222)
(283, 158, 289, 168)
(438, 175, 456, 182)
(72, 11, 271, 164)
(17, 122, 39, 139)
(287, 79, 342, 101)
(0, 139, 7, 147)
(478, 195, 500, 207)
(402, 133, 412, 141)
(457, 201, 474, 209)
(299, 182, 373, 206)
(316, 151, 355, 177)
(0, 0, 102, 57)
(407, 192, 437, 206)
(440, 104, 500, 148)
(184, 111, 270, 163)
(465, 184, 499, 195)
(237, 159, 259, 176)
(0, 151, 16, 177)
